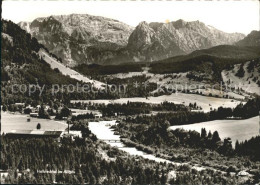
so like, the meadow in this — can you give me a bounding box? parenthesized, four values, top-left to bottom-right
(1, 111, 67, 134)
(170, 116, 259, 147)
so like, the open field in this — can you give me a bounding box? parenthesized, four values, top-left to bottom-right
(169, 116, 259, 147)
(72, 93, 241, 112)
(1, 111, 67, 134)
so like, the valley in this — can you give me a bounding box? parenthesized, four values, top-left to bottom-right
(1, 9, 260, 184)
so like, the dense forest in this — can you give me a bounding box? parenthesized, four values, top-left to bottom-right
(73, 63, 143, 77)
(235, 136, 260, 161)
(83, 101, 188, 116)
(1, 119, 170, 184)
(1, 136, 171, 184)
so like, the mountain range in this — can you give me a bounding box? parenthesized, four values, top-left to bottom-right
(18, 14, 133, 66)
(127, 20, 244, 61)
(18, 13, 251, 66)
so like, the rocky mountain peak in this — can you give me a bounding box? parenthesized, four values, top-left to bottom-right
(137, 21, 149, 27)
(149, 22, 164, 32)
(127, 21, 157, 50)
(127, 19, 245, 58)
(171, 19, 187, 29)
(18, 13, 134, 66)
(18, 21, 31, 32)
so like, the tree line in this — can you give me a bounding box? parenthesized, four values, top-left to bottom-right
(123, 96, 259, 126)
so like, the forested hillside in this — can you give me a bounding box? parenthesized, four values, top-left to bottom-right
(149, 45, 260, 81)
(1, 20, 122, 106)
(1, 20, 79, 104)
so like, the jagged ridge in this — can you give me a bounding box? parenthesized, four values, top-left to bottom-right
(19, 16, 246, 66)
(19, 14, 134, 66)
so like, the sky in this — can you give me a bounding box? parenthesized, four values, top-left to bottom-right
(2, 0, 260, 35)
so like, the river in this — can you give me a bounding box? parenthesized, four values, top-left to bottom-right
(88, 120, 204, 169)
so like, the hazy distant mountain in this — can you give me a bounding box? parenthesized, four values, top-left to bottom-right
(19, 15, 245, 66)
(18, 14, 133, 66)
(236, 30, 260, 47)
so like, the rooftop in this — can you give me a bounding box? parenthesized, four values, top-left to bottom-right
(7, 130, 63, 136)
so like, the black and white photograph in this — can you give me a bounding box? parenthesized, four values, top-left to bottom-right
(1, 0, 260, 184)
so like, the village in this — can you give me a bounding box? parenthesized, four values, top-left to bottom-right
(0, 102, 104, 141)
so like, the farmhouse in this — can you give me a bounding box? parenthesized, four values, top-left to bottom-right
(237, 171, 250, 177)
(14, 103, 25, 107)
(6, 130, 63, 141)
(63, 130, 82, 140)
(0, 170, 9, 179)
(70, 108, 102, 118)
(30, 113, 38, 117)
(94, 113, 103, 118)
